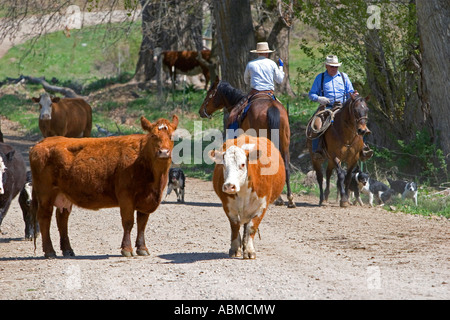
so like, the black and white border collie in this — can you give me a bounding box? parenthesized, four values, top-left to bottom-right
(388, 178, 418, 206)
(166, 168, 185, 203)
(346, 167, 395, 207)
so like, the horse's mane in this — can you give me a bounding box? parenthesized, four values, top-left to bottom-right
(218, 81, 246, 106)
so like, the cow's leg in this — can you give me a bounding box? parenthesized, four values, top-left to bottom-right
(243, 208, 267, 259)
(119, 204, 135, 257)
(56, 207, 74, 257)
(37, 202, 56, 258)
(228, 219, 242, 258)
(135, 211, 150, 256)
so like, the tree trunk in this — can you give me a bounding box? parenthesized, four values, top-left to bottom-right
(416, 0, 450, 166)
(212, 0, 255, 91)
(267, 17, 294, 96)
(267, 0, 295, 97)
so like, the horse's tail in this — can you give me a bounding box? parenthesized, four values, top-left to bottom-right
(267, 105, 280, 141)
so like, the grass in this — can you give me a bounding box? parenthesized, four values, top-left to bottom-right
(0, 22, 141, 84)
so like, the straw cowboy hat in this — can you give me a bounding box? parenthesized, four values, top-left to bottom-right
(325, 55, 342, 67)
(250, 42, 274, 53)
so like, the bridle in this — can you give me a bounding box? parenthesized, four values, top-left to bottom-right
(200, 81, 221, 119)
(200, 106, 212, 119)
(348, 96, 368, 126)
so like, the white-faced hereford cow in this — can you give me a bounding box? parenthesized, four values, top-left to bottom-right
(161, 50, 211, 90)
(29, 115, 178, 258)
(32, 93, 92, 138)
(209, 135, 285, 259)
(0, 143, 27, 234)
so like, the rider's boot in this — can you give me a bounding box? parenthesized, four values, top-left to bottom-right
(360, 143, 373, 161)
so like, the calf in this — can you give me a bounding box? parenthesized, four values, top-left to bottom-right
(162, 50, 211, 90)
(0, 143, 27, 234)
(166, 168, 185, 203)
(29, 115, 178, 258)
(32, 92, 92, 138)
(209, 135, 285, 259)
(19, 171, 37, 240)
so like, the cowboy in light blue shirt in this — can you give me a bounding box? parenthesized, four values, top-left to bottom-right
(308, 55, 372, 161)
(309, 69, 354, 107)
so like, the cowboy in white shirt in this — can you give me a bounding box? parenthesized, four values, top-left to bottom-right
(227, 42, 284, 137)
(244, 42, 284, 94)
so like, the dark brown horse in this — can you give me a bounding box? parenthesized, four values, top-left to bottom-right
(199, 78, 295, 208)
(308, 93, 370, 207)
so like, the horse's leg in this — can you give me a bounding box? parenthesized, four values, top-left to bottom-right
(344, 163, 357, 204)
(284, 151, 295, 208)
(333, 158, 349, 207)
(324, 163, 334, 202)
(313, 160, 324, 206)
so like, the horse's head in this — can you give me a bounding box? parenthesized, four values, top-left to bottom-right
(199, 77, 222, 119)
(349, 93, 371, 136)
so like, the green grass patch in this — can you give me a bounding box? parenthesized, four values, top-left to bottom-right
(0, 22, 141, 85)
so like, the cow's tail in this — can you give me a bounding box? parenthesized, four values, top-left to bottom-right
(267, 105, 280, 142)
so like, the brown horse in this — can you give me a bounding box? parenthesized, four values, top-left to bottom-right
(308, 93, 370, 207)
(199, 78, 295, 208)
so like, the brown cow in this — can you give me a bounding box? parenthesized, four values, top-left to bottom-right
(32, 93, 92, 138)
(208, 135, 285, 259)
(30, 115, 178, 258)
(162, 50, 211, 90)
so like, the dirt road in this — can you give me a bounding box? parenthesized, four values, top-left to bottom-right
(0, 121, 448, 300)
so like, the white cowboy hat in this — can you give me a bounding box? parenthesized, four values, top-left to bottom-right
(250, 42, 274, 53)
(325, 55, 342, 67)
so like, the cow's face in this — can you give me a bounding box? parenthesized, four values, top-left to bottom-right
(141, 115, 178, 159)
(32, 93, 60, 120)
(209, 144, 258, 194)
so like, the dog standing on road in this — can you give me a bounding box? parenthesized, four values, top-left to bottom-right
(166, 168, 185, 203)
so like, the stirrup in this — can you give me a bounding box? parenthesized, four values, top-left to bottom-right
(360, 145, 373, 161)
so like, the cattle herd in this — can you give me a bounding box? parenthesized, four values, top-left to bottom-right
(0, 90, 419, 260)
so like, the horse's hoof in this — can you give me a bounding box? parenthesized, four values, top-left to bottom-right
(340, 200, 349, 207)
(44, 252, 57, 259)
(136, 249, 150, 256)
(121, 249, 134, 257)
(287, 202, 296, 208)
(62, 250, 75, 257)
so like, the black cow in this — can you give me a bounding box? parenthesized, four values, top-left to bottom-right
(0, 143, 27, 235)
